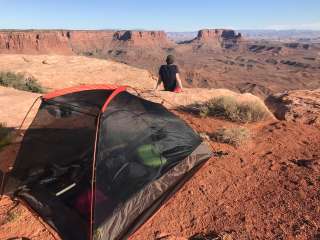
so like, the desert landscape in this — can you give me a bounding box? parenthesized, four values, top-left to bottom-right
(0, 4, 320, 239)
(1, 29, 320, 98)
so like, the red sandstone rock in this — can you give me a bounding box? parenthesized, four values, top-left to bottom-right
(265, 89, 320, 126)
(0, 30, 174, 54)
(112, 30, 174, 48)
(68, 30, 115, 53)
(193, 29, 242, 48)
(0, 30, 73, 54)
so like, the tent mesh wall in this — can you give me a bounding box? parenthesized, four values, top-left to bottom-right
(94, 92, 203, 239)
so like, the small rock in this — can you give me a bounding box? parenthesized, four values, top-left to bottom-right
(222, 234, 233, 240)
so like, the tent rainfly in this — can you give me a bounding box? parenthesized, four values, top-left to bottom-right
(1, 84, 212, 240)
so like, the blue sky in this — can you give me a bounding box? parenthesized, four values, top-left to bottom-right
(1, 0, 320, 31)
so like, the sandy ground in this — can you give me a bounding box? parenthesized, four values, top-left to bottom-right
(1, 112, 319, 240)
(131, 113, 320, 240)
(0, 196, 59, 240)
(0, 54, 155, 90)
(0, 86, 319, 240)
(0, 86, 41, 129)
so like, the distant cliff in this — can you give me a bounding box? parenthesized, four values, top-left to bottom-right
(193, 29, 242, 49)
(0, 29, 243, 54)
(0, 30, 74, 54)
(0, 30, 174, 54)
(112, 30, 174, 47)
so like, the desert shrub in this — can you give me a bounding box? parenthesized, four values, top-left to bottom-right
(199, 105, 210, 117)
(207, 96, 238, 118)
(199, 96, 269, 122)
(0, 122, 11, 150)
(211, 127, 250, 146)
(0, 71, 44, 93)
(237, 101, 269, 122)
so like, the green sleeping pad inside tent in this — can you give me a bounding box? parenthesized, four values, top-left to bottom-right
(137, 144, 167, 168)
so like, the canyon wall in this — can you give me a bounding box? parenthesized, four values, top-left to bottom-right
(0, 30, 174, 54)
(68, 30, 115, 54)
(0, 29, 242, 54)
(193, 29, 242, 49)
(0, 30, 73, 54)
(112, 30, 174, 48)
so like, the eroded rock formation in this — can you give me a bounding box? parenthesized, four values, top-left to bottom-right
(112, 30, 173, 47)
(0, 30, 174, 54)
(193, 29, 242, 49)
(265, 89, 320, 126)
(0, 30, 74, 54)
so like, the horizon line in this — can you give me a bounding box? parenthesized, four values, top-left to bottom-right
(0, 28, 320, 32)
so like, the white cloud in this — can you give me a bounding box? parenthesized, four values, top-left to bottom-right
(266, 22, 320, 30)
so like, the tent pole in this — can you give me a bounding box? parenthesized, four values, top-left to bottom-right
(89, 112, 102, 240)
(18, 96, 42, 130)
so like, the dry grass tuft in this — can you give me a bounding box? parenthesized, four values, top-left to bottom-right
(210, 127, 250, 146)
(199, 96, 269, 122)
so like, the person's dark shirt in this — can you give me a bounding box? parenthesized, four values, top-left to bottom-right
(159, 64, 179, 91)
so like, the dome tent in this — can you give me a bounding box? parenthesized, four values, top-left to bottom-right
(2, 84, 212, 240)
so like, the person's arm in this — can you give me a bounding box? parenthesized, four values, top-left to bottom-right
(154, 74, 162, 91)
(176, 73, 183, 89)
(175, 65, 183, 90)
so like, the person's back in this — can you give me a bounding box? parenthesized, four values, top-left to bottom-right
(155, 55, 183, 92)
(159, 64, 179, 91)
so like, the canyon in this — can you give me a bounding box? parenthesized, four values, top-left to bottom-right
(1, 29, 320, 98)
(0, 30, 173, 54)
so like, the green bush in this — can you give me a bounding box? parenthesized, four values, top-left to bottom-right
(0, 71, 44, 93)
(199, 96, 269, 122)
(0, 122, 11, 150)
(211, 127, 250, 146)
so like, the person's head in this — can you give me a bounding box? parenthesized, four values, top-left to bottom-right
(166, 55, 175, 65)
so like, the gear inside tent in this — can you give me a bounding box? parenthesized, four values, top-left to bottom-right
(1, 84, 212, 240)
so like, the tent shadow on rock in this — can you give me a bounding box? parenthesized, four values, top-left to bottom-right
(1, 84, 212, 240)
